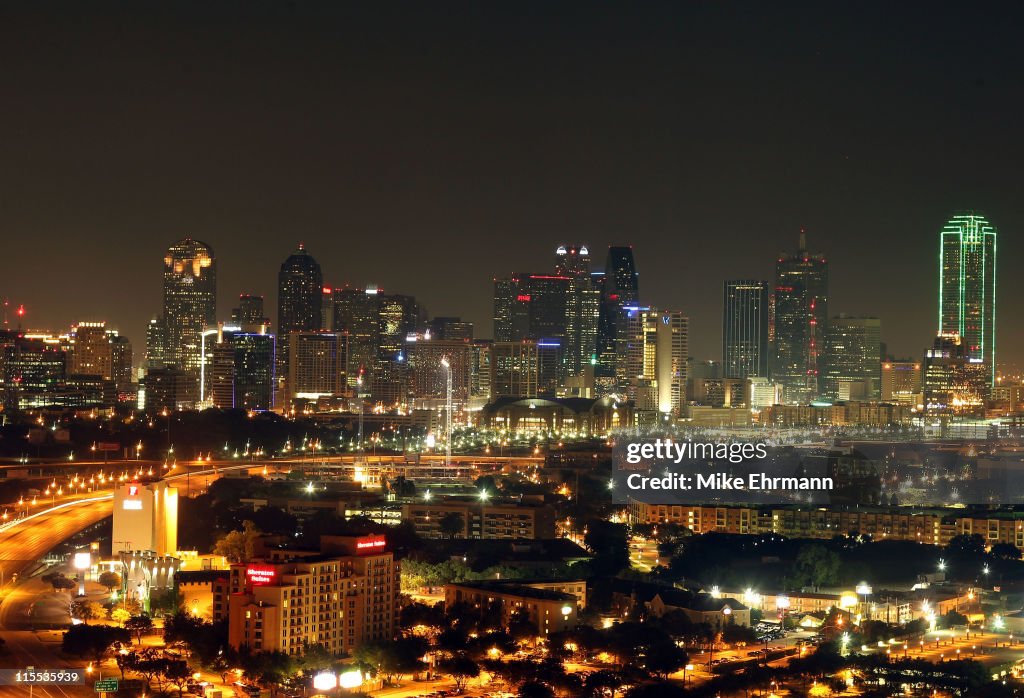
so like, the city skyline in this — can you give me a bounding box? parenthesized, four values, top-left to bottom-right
(2, 3, 1023, 367)
(2, 222, 1014, 373)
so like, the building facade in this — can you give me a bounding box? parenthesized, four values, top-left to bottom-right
(723, 280, 770, 380)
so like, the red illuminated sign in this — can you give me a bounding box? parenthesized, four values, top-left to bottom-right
(516, 294, 531, 302)
(246, 566, 277, 586)
(128, 485, 139, 497)
(355, 535, 386, 553)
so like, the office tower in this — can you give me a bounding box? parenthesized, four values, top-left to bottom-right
(772, 230, 828, 403)
(938, 213, 997, 386)
(723, 280, 770, 379)
(162, 238, 216, 374)
(429, 317, 474, 342)
(490, 341, 539, 398)
(287, 332, 347, 400)
(536, 339, 564, 397)
(492, 274, 570, 343)
(209, 328, 276, 411)
(923, 334, 987, 415)
(145, 317, 168, 369)
(69, 322, 133, 400)
(232, 294, 270, 328)
(596, 246, 639, 382)
(823, 316, 881, 401)
(1, 336, 66, 409)
(370, 353, 411, 407)
(277, 245, 323, 333)
(109, 335, 134, 395)
(881, 359, 922, 405)
(408, 337, 472, 402)
(226, 535, 399, 656)
(470, 340, 492, 398)
(69, 322, 112, 377)
(143, 366, 191, 412)
(622, 308, 688, 415)
(379, 294, 423, 354)
(555, 244, 600, 375)
(332, 286, 382, 389)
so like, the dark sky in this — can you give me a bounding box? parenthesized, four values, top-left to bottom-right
(2, 2, 1023, 366)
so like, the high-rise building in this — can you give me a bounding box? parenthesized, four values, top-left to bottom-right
(408, 337, 472, 402)
(226, 535, 399, 657)
(379, 294, 423, 355)
(287, 332, 347, 400)
(723, 280, 769, 380)
(555, 245, 600, 376)
(162, 238, 216, 375)
(823, 316, 881, 401)
(209, 328, 276, 411)
(596, 246, 639, 383)
(68, 322, 133, 400)
(622, 308, 688, 415)
(938, 213, 997, 386)
(332, 286, 382, 390)
(881, 359, 922, 405)
(428, 317, 474, 342)
(232, 294, 270, 328)
(772, 230, 828, 403)
(490, 341, 539, 398)
(493, 274, 570, 344)
(145, 317, 168, 369)
(277, 245, 323, 334)
(923, 334, 987, 415)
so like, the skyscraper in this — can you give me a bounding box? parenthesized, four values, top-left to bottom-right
(722, 280, 769, 380)
(822, 315, 881, 401)
(277, 245, 323, 334)
(622, 307, 687, 415)
(772, 231, 828, 403)
(332, 286, 382, 389)
(209, 328, 276, 411)
(162, 238, 216, 376)
(555, 244, 600, 376)
(596, 246, 639, 385)
(232, 294, 270, 328)
(938, 213, 997, 386)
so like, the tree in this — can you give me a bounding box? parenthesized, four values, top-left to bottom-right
(990, 543, 1021, 560)
(71, 599, 106, 624)
(439, 512, 465, 540)
(790, 544, 841, 589)
(354, 638, 429, 685)
(213, 519, 262, 562)
(42, 572, 76, 593)
(98, 571, 122, 593)
(125, 614, 155, 643)
(437, 654, 480, 691)
(519, 680, 556, 698)
(62, 625, 130, 661)
(110, 608, 132, 626)
(643, 640, 688, 678)
(584, 520, 631, 575)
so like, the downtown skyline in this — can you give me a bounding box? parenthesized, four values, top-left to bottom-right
(3, 219, 1015, 371)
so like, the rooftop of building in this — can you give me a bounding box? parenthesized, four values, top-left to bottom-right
(447, 580, 579, 602)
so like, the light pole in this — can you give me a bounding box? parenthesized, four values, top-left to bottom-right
(440, 356, 452, 468)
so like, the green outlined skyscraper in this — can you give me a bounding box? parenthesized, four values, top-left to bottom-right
(938, 213, 997, 386)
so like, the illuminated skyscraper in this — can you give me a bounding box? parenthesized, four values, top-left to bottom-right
(823, 315, 881, 401)
(596, 246, 639, 384)
(622, 308, 687, 415)
(332, 286, 382, 389)
(162, 238, 216, 374)
(722, 280, 769, 380)
(232, 294, 270, 328)
(772, 230, 828, 403)
(555, 244, 600, 376)
(938, 213, 997, 386)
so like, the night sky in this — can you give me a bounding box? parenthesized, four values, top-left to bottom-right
(2, 2, 1022, 366)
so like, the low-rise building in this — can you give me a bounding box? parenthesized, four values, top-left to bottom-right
(445, 579, 586, 636)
